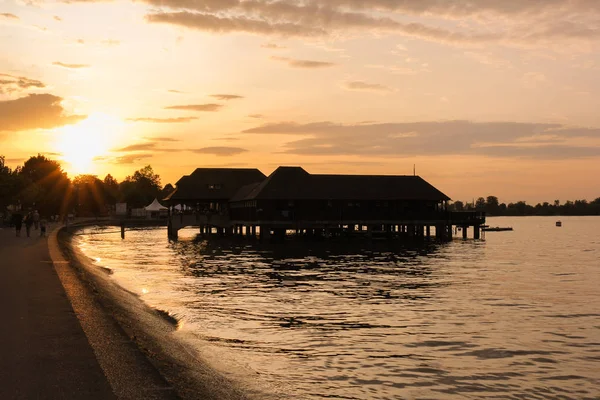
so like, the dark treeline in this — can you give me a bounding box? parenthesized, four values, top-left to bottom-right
(450, 196, 600, 216)
(1, 154, 174, 218)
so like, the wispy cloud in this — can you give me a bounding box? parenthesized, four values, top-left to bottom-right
(138, 1, 600, 51)
(144, 136, 181, 142)
(1, 13, 19, 20)
(127, 117, 198, 123)
(52, 61, 90, 69)
(114, 141, 182, 152)
(146, 11, 325, 37)
(210, 94, 244, 100)
(261, 43, 287, 49)
(192, 146, 248, 156)
(0, 93, 85, 131)
(242, 120, 600, 160)
(271, 56, 336, 68)
(0, 73, 45, 94)
(343, 81, 392, 93)
(113, 153, 154, 164)
(164, 103, 223, 112)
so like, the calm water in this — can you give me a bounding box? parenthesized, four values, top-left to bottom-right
(75, 217, 600, 399)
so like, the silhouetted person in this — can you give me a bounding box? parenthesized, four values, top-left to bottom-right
(11, 212, 23, 237)
(33, 210, 40, 230)
(40, 217, 47, 237)
(24, 213, 33, 238)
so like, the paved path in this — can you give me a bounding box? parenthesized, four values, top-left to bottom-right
(0, 224, 179, 399)
(0, 224, 116, 399)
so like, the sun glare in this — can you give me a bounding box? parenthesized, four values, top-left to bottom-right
(56, 113, 124, 175)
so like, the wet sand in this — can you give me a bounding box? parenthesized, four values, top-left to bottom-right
(55, 225, 253, 400)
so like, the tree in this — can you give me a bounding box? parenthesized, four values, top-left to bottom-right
(485, 196, 500, 215)
(0, 156, 24, 210)
(160, 183, 175, 200)
(120, 165, 161, 208)
(72, 175, 106, 217)
(475, 197, 486, 210)
(18, 154, 71, 216)
(103, 174, 119, 206)
(452, 200, 464, 211)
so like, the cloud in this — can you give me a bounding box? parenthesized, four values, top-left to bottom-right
(343, 81, 392, 92)
(0, 93, 85, 131)
(137, 1, 600, 51)
(144, 136, 181, 142)
(262, 42, 287, 49)
(271, 56, 336, 68)
(145, 11, 325, 37)
(1, 13, 19, 19)
(127, 117, 198, 123)
(164, 103, 223, 111)
(0, 73, 45, 94)
(114, 141, 182, 152)
(242, 120, 600, 159)
(52, 61, 90, 69)
(50, 0, 600, 51)
(192, 146, 248, 156)
(53, 15, 62, 21)
(168, 89, 185, 93)
(113, 153, 154, 164)
(115, 143, 157, 152)
(210, 94, 244, 100)
(248, 114, 264, 119)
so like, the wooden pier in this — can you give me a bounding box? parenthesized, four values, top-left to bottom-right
(165, 166, 486, 241)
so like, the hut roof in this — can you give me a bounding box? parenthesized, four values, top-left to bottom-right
(166, 168, 266, 202)
(231, 166, 450, 202)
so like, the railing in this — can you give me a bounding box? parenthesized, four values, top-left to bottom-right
(449, 211, 486, 223)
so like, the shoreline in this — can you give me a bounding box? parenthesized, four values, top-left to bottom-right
(52, 224, 254, 400)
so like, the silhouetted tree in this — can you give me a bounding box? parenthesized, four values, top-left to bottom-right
(119, 165, 161, 208)
(19, 154, 71, 216)
(486, 196, 500, 215)
(451, 200, 464, 211)
(0, 156, 24, 210)
(72, 175, 106, 217)
(160, 183, 174, 200)
(475, 197, 486, 210)
(103, 174, 119, 206)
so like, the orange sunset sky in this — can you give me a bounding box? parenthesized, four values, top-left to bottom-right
(1, 0, 600, 203)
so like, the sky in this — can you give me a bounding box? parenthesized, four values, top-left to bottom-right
(1, 0, 600, 204)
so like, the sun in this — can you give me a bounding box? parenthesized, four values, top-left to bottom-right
(55, 113, 124, 175)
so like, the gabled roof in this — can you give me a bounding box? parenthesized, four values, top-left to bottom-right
(231, 166, 450, 202)
(166, 168, 266, 202)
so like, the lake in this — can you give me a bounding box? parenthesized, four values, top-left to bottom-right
(74, 216, 600, 399)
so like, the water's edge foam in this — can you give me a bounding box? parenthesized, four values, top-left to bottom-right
(57, 225, 258, 400)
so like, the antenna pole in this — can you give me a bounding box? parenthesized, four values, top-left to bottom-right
(413, 164, 416, 176)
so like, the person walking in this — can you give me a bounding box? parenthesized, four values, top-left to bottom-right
(33, 210, 40, 230)
(39, 216, 47, 237)
(11, 212, 23, 237)
(24, 213, 33, 238)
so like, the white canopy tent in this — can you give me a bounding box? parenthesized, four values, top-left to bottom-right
(144, 198, 168, 211)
